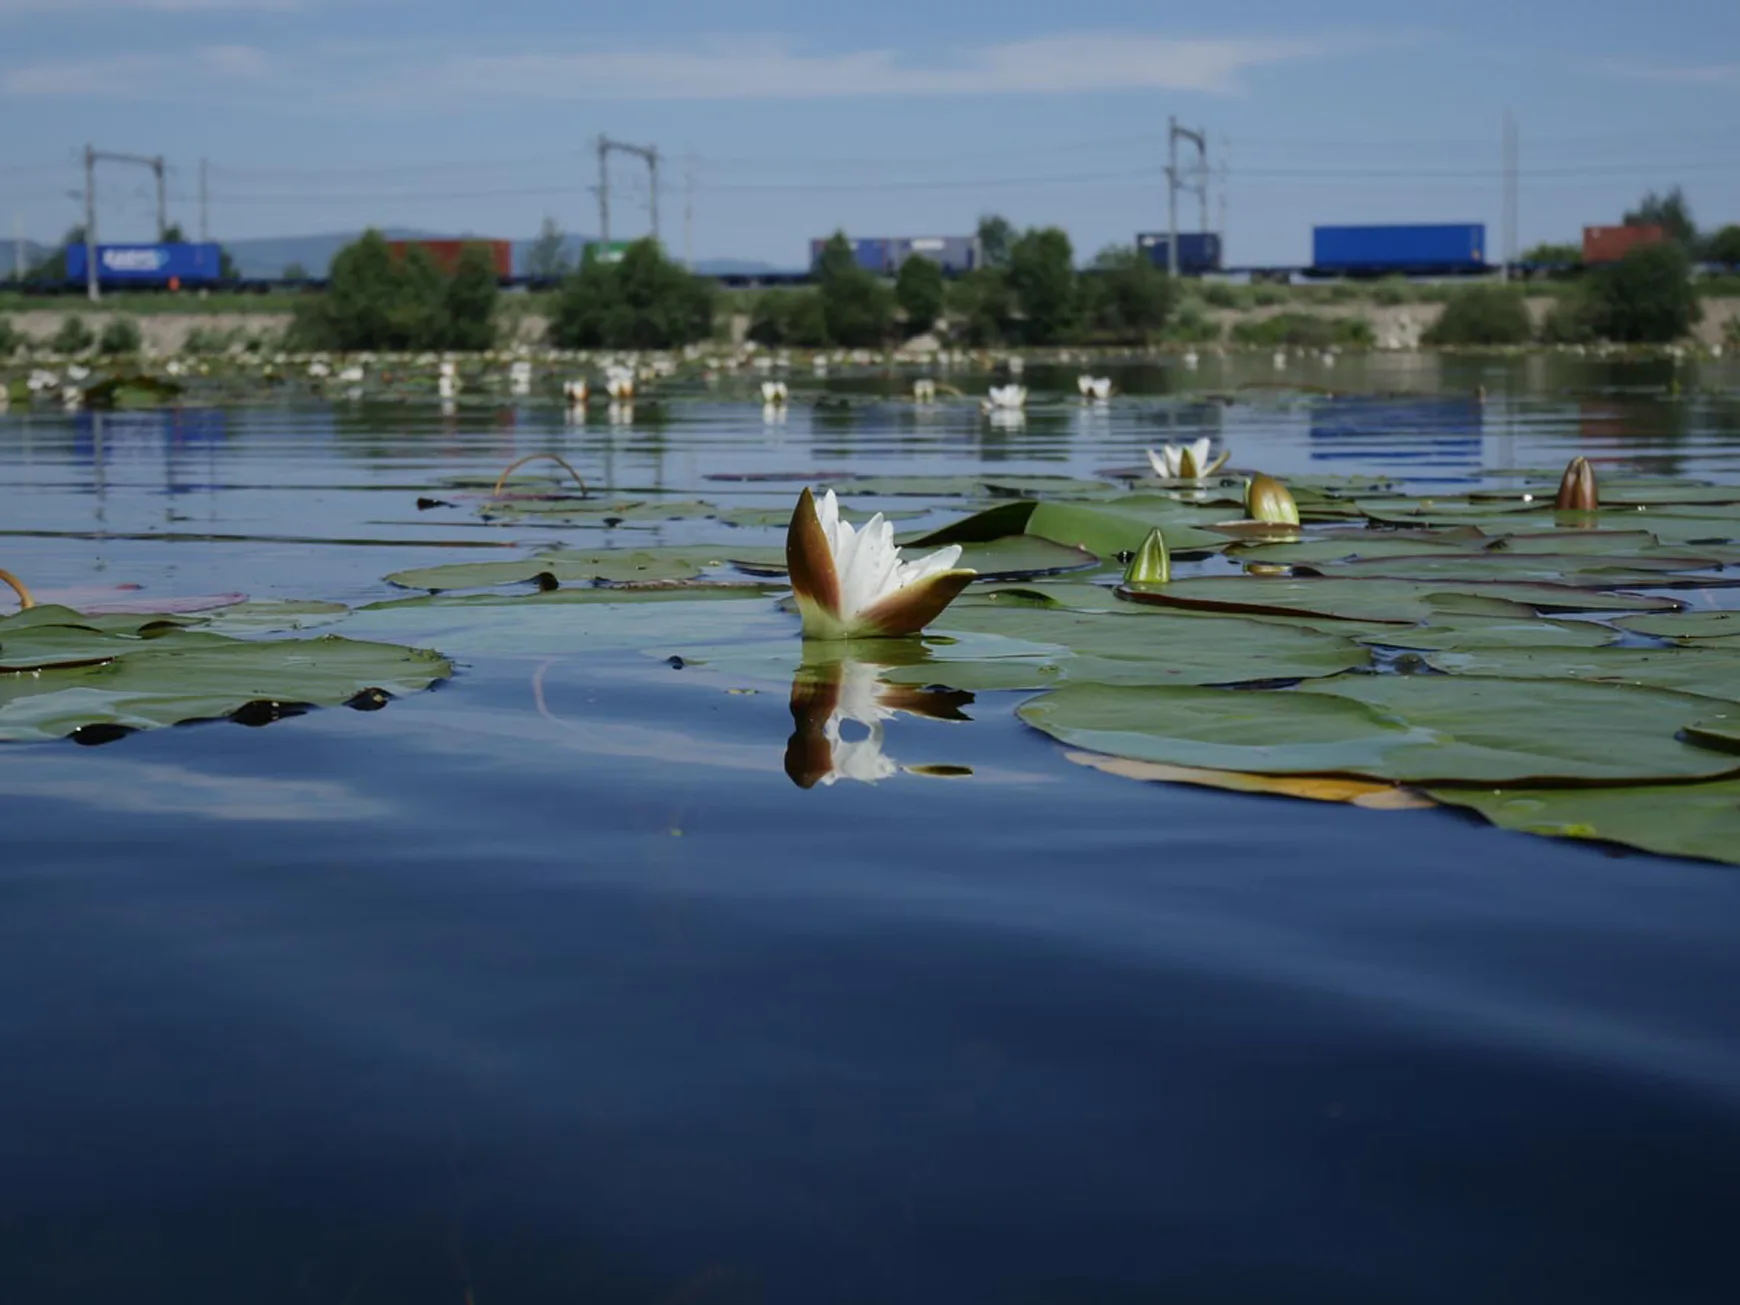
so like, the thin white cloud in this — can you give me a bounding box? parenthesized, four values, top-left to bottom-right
(1595, 58, 1740, 87)
(2, 43, 273, 96)
(0, 0, 300, 13)
(420, 33, 1347, 102)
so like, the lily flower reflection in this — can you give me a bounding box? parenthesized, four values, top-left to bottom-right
(785, 654, 973, 789)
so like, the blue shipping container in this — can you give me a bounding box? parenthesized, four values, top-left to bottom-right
(1136, 232, 1222, 274)
(894, 236, 979, 275)
(1311, 224, 1486, 274)
(66, 242, 225, 286)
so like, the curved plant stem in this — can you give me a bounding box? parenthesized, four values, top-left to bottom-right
(0, 567, 35, 611)
(490, 452, 589, 500)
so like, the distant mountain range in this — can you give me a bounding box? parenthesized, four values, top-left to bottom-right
(7, 229, 789, 280)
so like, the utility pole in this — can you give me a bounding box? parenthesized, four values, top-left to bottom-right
(84, 146, 178, 301)
(1217, 133, 1230, 249)
(12, 212, 22, 281)
(199, 158, 209, 243)
(1165, 117, 1208, 278)
(596, 136, 662, 246)
(596, 134, 610, 245)
(153, 155, 166, 240)
(84, 144, 98, 303)
(1501, 111, 1519, 279)
(683, 156, 695, 270)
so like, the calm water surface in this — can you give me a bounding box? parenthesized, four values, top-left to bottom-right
(4, 354, 1740, 1302)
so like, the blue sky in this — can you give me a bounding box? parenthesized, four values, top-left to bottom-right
(1, 0, 1736, 267)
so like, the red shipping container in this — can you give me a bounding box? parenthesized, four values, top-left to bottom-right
(387, 239, 512, 278)
(1582, 224, 1665, 265)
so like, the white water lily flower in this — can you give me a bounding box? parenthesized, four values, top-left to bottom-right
(913, 378, 937, 403)
(437, 372, 458, 400)
(979, 384, 1026, 413)
(761, 380, 789, 405)
(563, 379, 588, 405)
(786, 488, 975, 641)
(1147, 438, 1229, 480)
(605, 365, 635, 400)
(338, 365, 364, 385)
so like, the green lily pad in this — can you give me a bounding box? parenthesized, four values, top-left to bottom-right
(1615, 611, 1740, 641)
(911, 500, 1229, 557)
(1314, 552, 1732, 590)
(1420, 645, 1740, 703)
(1428, 782, 1740, 867)
(1117, 576, 1680, 624)
(478, 498, 719, 524)
(384, 548, 748, 591)
(896, 606, 1371, 690)
(1018, 676, 1739, 785)
(1358, 616, 1619, 651)
(0, 623, 450, 744)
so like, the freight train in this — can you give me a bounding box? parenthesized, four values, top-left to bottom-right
(22, 221, 1695, 297)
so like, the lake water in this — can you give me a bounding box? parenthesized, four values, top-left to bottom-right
(4, 352, 1740, 1302)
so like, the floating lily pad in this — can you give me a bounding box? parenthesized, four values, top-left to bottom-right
(906, 606, 1370, 689)
(1018, 676, 1739, 785)
(0, 613, 450, 744)
(479, 498, 719, 524)
(1358, 616, 1619, 651)
(1420, 645, 1740, 703)
(1117, 576, 1680, 624)
(384, 547, 751, 591)
(1615, 611, 1740, 641)
(1429, 782, 1740, 867)
(1064, 750, 1433, 809)
(1313, 552, 1732, 590)
(911, 500, 1229, 556)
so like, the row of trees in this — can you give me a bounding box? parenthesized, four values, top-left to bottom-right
(1523, 188, 1740, 267)
(1426, 243, 1702, 346)
(750, 221, 1178, 349)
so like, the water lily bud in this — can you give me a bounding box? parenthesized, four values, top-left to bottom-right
(1554, 456, 1598, 512)
(1123, 528, 1170, 585)
(1245, 473, 1300, 526)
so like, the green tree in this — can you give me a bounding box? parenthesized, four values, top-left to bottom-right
(548, 238, 715, 349)
(1625, 187, 1697, 247)
(948, 269, 1013, 345)
(290, 230, 498, 351)
(98, 316, 143, 355)
(443, 244, 500, 351)
(0, 317, 21, 355)
(1086, 245, 1174, 342)
(1006, 226, 1076, 345)
(283, 262, 310, 281)
(1587, 241, 1700, 343)
(1707, 225, 1740, 267)
(1521, 241, 1581, 265)
(52, 315, 94, 354)
(748, 290, 829, 347)
(814, 232, 893, 347)
(895, 255, 946, 337)
(527, 215, 570, 280)
(976, 214, 1015, 270)
(1422, 284, 1534, 346)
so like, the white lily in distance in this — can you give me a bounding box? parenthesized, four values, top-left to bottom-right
(1077, 374, 1112, 400)
(562, 379, 588, 406)
(1147, 438, 1230, 480)
(913, 378, 938, 403)
(980, 384, 1027, 413)
(761, 380, 789, 405)
(786, 488, 976, 641)
(605, 365, 636, 400)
